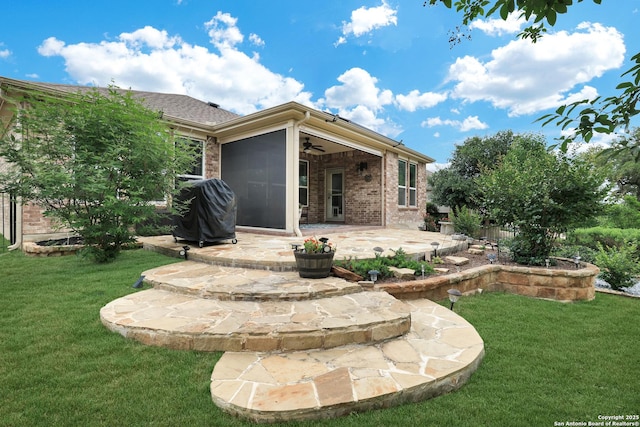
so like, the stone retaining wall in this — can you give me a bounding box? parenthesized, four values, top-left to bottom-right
(378, 261, 599, 302)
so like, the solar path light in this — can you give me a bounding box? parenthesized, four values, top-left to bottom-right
(447, 288, 462, 311)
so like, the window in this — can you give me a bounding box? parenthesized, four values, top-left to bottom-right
(177, 138, 204, 181)
(299, 160, 309, 206)
(409, 163, 417, 206)
(398, 159, 417, 207)
(398, 160, 406, 206)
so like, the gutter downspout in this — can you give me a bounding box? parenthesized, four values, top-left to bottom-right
(8, 200, 22, 251)
(293, 111, 310, 237)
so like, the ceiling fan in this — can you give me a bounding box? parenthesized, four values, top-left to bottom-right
(302, 137, 325, 153)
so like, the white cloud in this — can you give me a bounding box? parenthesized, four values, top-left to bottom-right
(320, 67, 401, 137)
(469, 13, 526, 36)
(0, 42, 10, 59)
(37, 13, 313, 115)
(338, 1, 397, 44)
(446, 22, 626, 116)
(422, 115, 489, 132)
(323, 67, 393, 111)
(426, 162, 450, 172)
(119, 26, 181, 49)
(395, 90, 447, 112)
(249, 33, 264, 47)
(205, 12, 243, 49)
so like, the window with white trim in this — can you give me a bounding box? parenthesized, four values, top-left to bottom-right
(398, 159, 417, 207)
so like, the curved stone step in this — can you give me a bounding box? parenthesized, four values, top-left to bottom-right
(210, 298, 485, 423)
(100, 289, 411, 352)
(143, 261, 362, 301)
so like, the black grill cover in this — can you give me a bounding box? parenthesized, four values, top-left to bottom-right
(172, 179, 237, 245)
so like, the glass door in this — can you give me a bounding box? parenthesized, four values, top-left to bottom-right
(326, 169, 344, 222)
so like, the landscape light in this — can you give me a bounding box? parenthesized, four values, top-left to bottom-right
(368, 270, 380, 283)
(430, 241, 440, 258)
(447, 288, 462, 311)
(179, 245, 190, 260)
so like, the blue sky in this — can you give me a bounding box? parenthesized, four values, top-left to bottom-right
(1, 0, 639, 164)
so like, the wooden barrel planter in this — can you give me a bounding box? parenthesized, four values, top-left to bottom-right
(293, 251, 335, 278)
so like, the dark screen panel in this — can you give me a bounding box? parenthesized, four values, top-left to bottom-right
(221, 130, 286, 229)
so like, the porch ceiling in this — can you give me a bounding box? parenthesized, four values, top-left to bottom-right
(299, 134, 353, 155)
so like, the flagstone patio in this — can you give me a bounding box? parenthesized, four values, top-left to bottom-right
(100, 229, 483, 422)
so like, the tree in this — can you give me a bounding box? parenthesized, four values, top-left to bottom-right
(429, 130, 514, 211)
(426, 0, 640, 152)
(598, 128, 640, 200)
(0, 86, 196, 262)
(478, 133, 606, 264)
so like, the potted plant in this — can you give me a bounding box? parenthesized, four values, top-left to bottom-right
(293, 236, 336, 278)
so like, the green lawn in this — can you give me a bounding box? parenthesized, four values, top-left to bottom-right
(1, 249, 638, 426)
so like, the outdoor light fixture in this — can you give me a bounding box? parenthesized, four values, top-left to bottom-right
(291, 243, 301, 251)
(545, 258, 550, 268)
(179, 245, 190, 260)
(487, 253, 497, 264)
(132, 275, 146, 289)
(373, 247, 384, 256)
(318, 237, 332, 252)
(447, 288, 462, 311)
(573, 254, 582, 269)
(356, 161, 368, 176)
(368, 269, 380, 283)
(430, 241, 440, 258)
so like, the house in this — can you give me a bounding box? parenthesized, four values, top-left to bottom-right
(0, 76, 434, 248)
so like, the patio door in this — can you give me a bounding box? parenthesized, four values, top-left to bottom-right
(326, 169, 344, 222)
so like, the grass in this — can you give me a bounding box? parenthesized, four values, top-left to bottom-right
(1, 249, 638, 426)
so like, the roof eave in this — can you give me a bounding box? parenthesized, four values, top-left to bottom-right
(213, 101, 434, 164)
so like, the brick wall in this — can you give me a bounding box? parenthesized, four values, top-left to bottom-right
(302, 151, 382, 225)
(205, 136, 220, 178)
(22, 202, 72, 240)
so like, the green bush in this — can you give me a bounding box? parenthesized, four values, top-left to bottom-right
(504, 235, 554, 266)
(599, 196, 640, 229)
(425, 202, 440, 217)
(566, 227, 640, 252)
(423, 213, 438, 232)
(334, 247, 434, 280)
(550, 244, 598, 264)
(451, 206, 481, 237)
(594, 242, 640, 290)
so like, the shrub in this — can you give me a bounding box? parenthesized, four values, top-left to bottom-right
(423, 213, 438, 232)
(550, 244, 598, 264)
(599, 196, 640, 229)
(425, 202, 440, 217)
(566, 227, 640, 253)
(451, 206, 481, 237)
(594, 242, 640, 290)
(334, 248, 434, 280)
(504, 236, 554, 266)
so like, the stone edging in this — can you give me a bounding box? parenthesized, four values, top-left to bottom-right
(377, 260, 599, 302)
(22, 241, 85, 257)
